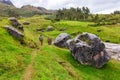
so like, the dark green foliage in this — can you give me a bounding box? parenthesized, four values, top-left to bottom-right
(55, 7, 90, 21)
(113, 10, 120, 14)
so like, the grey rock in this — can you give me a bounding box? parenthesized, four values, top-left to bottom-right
(67, 32, 110, 68)
(4, 25, 24, 44)
(53, 32, 110, 68)
(36, 28, 45, 32)
(46, 26, 54, 31)
(54, 33, 71, 48)
(23, 21, 30, 25)
(105, 42, 120, 61)
(8, 17, 24, 31)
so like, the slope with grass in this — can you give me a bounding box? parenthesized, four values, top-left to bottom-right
(0, 16, 120, 80)
(0, 27, 32, 80)
(20, 16, 120, 80)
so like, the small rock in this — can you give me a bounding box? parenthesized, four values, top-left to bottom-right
(46, 26, 54, 31)
(59, 28, 66, 31)
(23, 21, 30, 25)
(36, 28, 45, 32)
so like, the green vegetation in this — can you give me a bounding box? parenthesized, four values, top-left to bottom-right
(0, 28, 32, 80)
(55, 7, 90, 21)
(0, 16, 120, 80)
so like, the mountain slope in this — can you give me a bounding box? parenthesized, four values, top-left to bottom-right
(0, 0, 14, 6)
(0, 2, 54, 17)
(0, 27, 32, 80)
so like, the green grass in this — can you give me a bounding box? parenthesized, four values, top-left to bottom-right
(0, 16, 120, 80)
(34, 45, 120, 80)
(53, 20, 120, 43)
(0, 22, 32, 79)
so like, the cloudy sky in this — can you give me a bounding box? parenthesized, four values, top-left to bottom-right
(10, 0, 120, 14)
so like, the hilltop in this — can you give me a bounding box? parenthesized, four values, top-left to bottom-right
(0, 0, 14, 6)
(0, 1, 54, 17)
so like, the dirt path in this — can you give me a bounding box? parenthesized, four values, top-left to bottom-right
(105, 42, 120, 61)
(22, 50, 38, 80)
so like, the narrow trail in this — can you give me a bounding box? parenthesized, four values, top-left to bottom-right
(22, 49, 38, 80)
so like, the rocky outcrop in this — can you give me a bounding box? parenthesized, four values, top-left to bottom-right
(3, 26, 24, 44)
(105, 43, 120, 61)
(54, 32, 110, 68)
(8, 17, 24, 31)
(54, 33, 71, 48)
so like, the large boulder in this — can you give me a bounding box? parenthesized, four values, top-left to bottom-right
(66, 32, 110, 68)
(54, 33, 71, 48)
(3, 26, 24, 44)
(46, 26, 54, 31)
(8, 17, 24, 31)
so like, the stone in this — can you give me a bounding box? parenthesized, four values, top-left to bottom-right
(66, 32, 110, 68)
(36, 28, 45, 32)
(54, 33, 71, 48)
(4, 26, 24, 44)
(8, 17, 24, 31)
(105, 42, 120, 61)
(46, 26, 54, 31)
(8, 17, 20, 27)
(23, 21, 30, 25)
(59, 28, 66, 31)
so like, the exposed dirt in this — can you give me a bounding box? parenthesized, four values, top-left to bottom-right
(22, 50, 38, 80)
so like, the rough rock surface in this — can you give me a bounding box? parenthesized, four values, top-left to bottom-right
(4, 26, 24, 44)
(105, 43, 120, 61)
(8, 17, 24, 31)
(54, 33, 71, 48)
(46, 26, 54, 31)
(68, 32, 110, 68)
(55, 32, 110, 68)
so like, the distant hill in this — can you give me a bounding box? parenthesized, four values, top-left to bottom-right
(0, 0, 14, 6)
(0, 1, 55, 17)
(21, 5, 54, 15)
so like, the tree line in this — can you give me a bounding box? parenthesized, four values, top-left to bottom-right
(55, 7, 90, 21)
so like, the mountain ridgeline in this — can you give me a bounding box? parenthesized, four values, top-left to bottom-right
(0, 0, 54, 17)
(0, 0, 14, 6)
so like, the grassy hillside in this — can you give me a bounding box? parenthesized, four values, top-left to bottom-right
(0, 28, 32, 80)
(0, 16, 120, 80)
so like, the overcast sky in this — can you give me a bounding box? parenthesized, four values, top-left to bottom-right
(10, 0, 120, 14)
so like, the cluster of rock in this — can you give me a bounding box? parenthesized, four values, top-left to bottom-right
(8, 17, 24, 31)
(54, 32, 110, 68)
(3, 17, 24, 44)
(3, 26, 24, 44)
